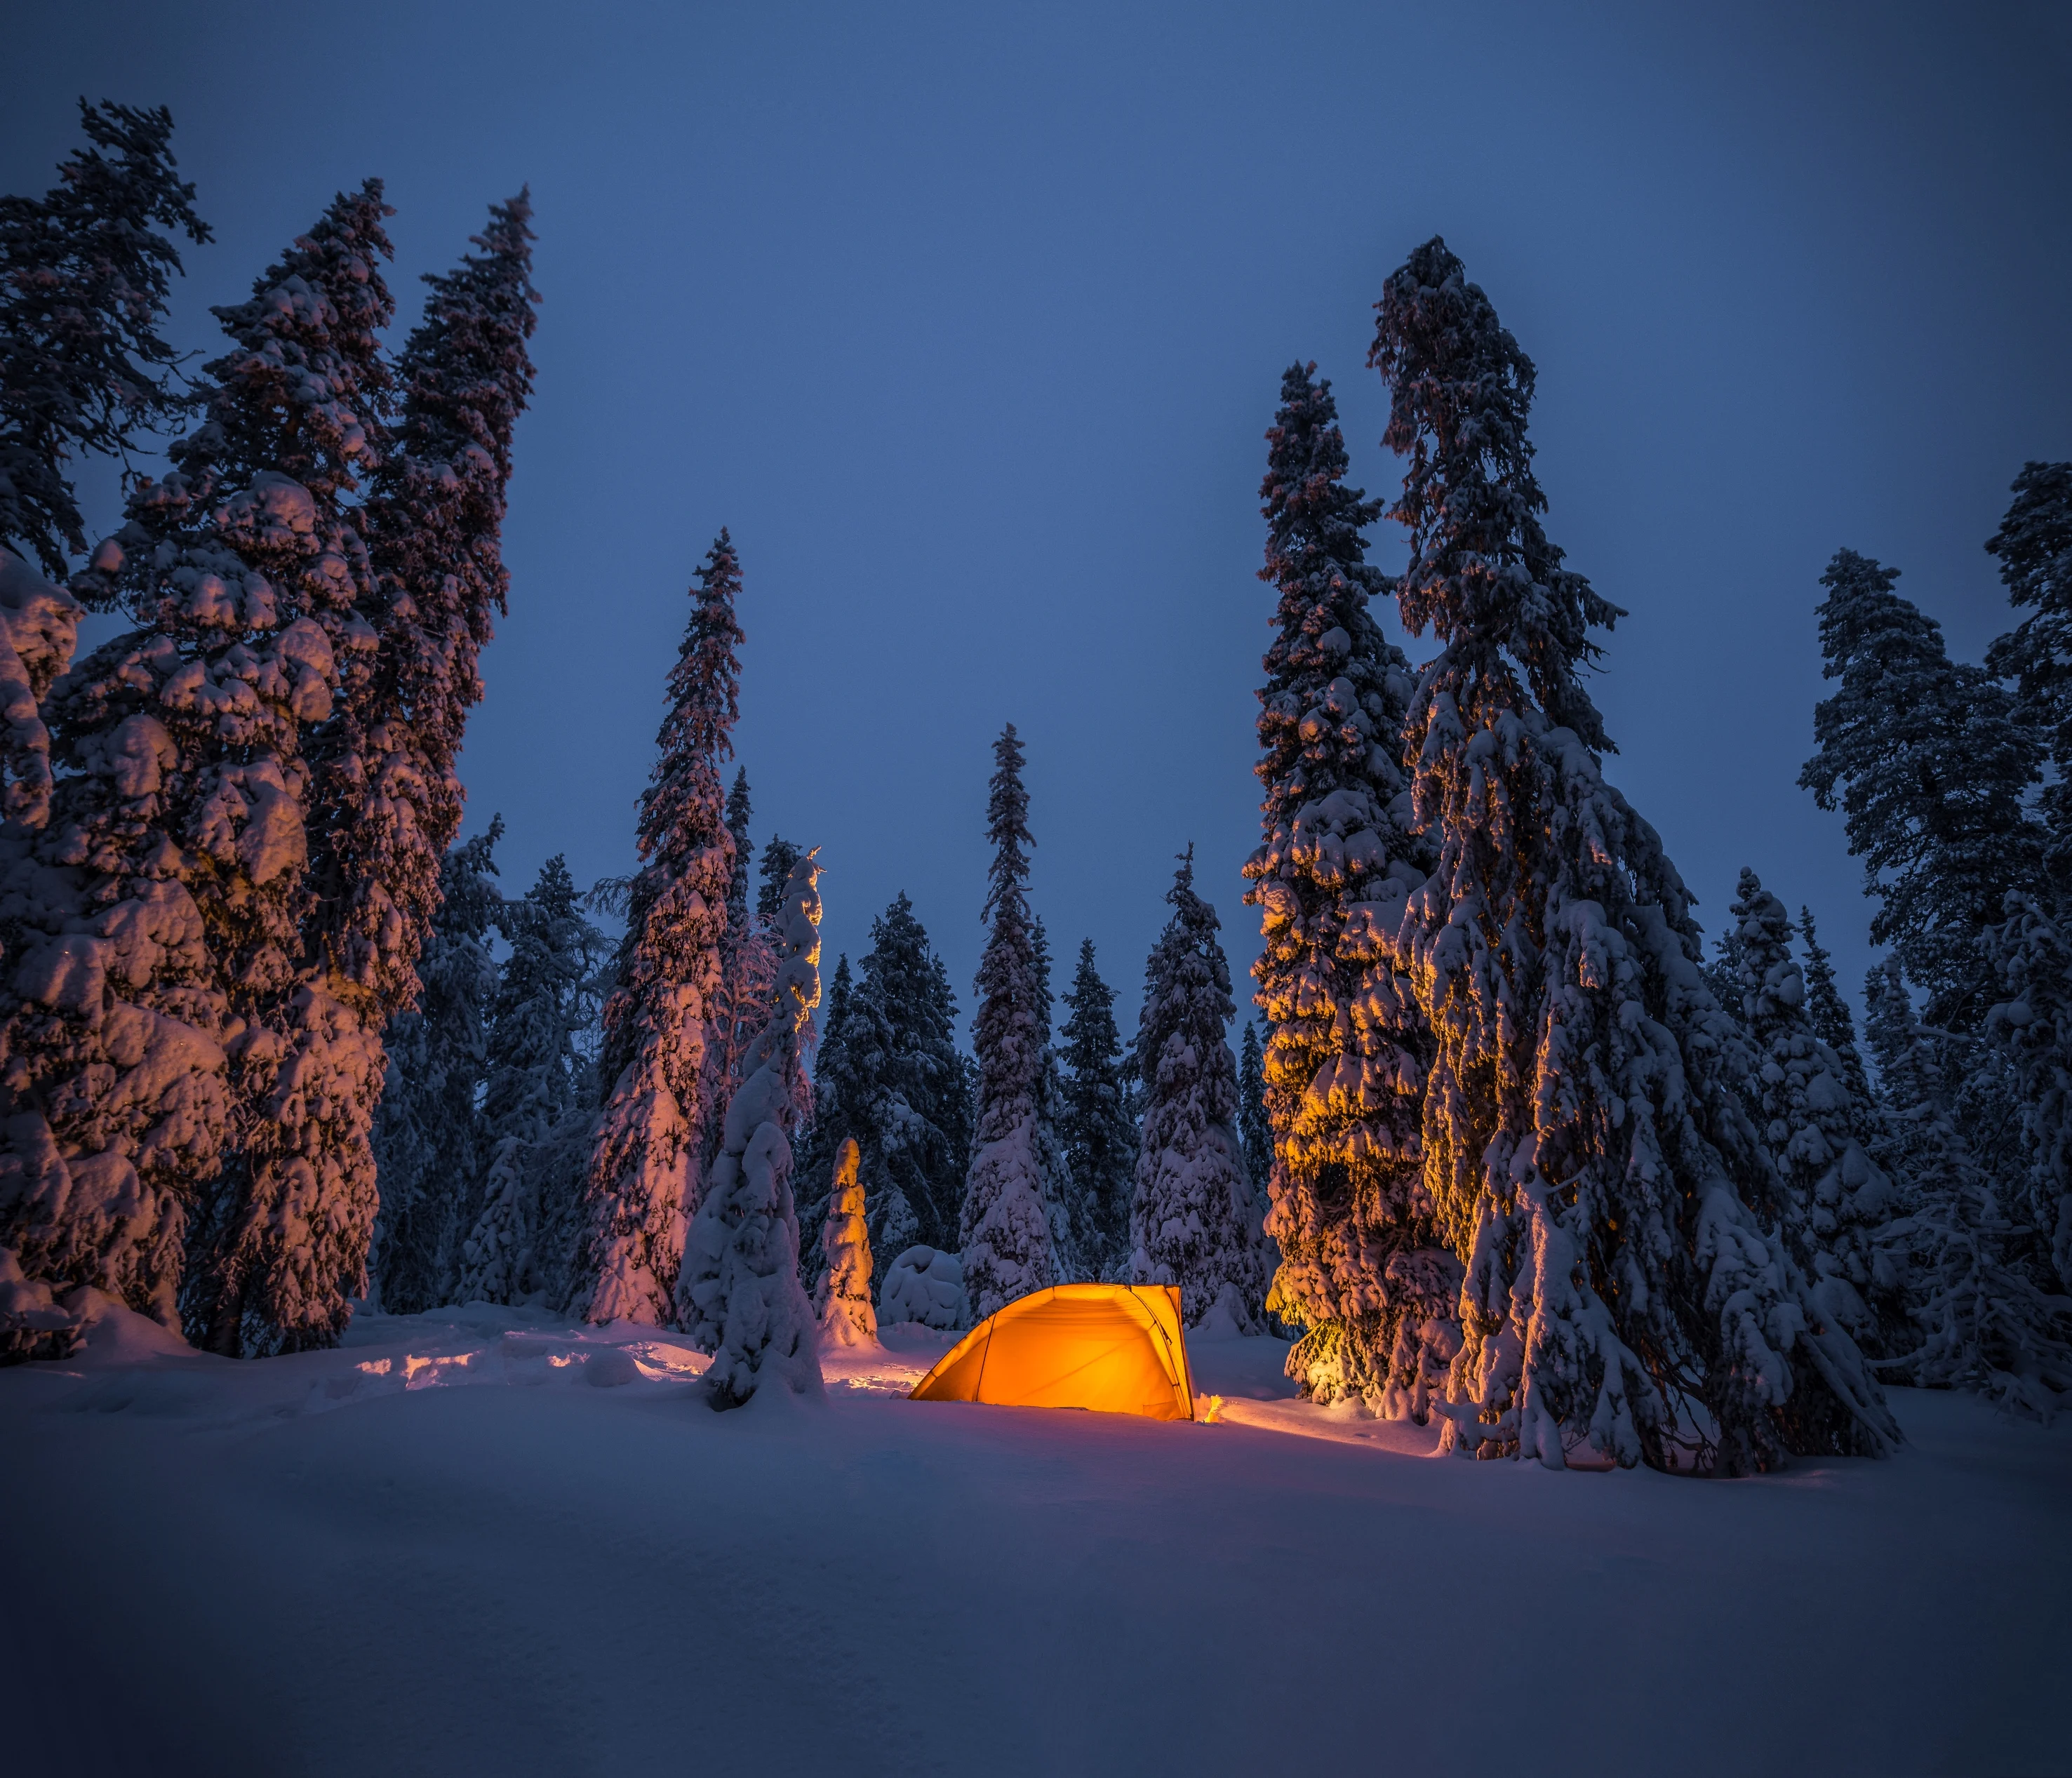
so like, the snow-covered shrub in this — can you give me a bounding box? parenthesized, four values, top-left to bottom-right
(879, 1245, 966, 1330)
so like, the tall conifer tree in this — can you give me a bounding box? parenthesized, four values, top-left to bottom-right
(960, 725, 1055, 1319)
(0, 185, 394, 1358)
(573, 534, 744, 1325)
(1243, 361, 1456, 1412)
(168, 182, 403, 1356)
(1372, 238, 1894, 1470)
(194, 193, 537, 1355)
(1236, 1021, 1270, 1196)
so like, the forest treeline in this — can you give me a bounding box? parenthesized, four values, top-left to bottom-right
(0, 107, 2066, 1460)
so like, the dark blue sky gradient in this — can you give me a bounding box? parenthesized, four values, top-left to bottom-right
(8, 3, 2071, 1038)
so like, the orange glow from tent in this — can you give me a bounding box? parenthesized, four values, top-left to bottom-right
(907, 1283, 1196, 1421)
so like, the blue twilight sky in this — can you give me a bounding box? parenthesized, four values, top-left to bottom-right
(7, 2, 2071, 1043)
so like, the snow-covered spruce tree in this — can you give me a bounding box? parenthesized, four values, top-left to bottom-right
(1059, 939, 1136, 1278)
(815, 1136, 877, 1348)
(1800, 904, 1875, 1111)
(798, 895, 970, 1281)
(1236, 1021, 1270, 1202)
(1130, 850, 1264, 1329)
(679, 849, 825, 1406)
(1986, 895, 2072, 1293)
(572, 533, 743, 1325)
(206, 192, 542, 1354)
(370, 821, 503, 1313)
(1241, 360, 1457, 1415)
(0, 100, 210, 578)
(455, 856, 605, 1304)
(1372, 237, 1894, 1470)
(959, 725, 1056, 1321)
(1800, 549, 2047, 1034)
(1985, 462, 2072, 877)
(1873, 957, 2072, 1415)
(166, 182, 408, 1357)
(3, 184, 394, 1360)
(1730, 870, 1904, 1356)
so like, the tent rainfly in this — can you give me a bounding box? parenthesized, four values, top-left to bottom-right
(907, 1283, 1196, 1421)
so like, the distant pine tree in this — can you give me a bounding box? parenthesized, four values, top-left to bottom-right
(679, 850, 824, 1406)
(1373, 237, 1894, 1470)
(756, 834, 803, 923)
(1729, 870, 1905, 1356)
(371, 822, 504, 1314)
(801, 895, 970, 1278)
(1800, 906, 1875, 1109)
(1059, 940, 1136, 1278)
(0, 100, 210, 577)
(960, 725, 1055, 1320)
(456, 857, 605, 1304)
(1241, 359, 1457, 1415)
(1800, 549, 2047, 1032)
(723, 768, 753, 936)
(1130, 850, 1264, 1328)
(1236, 1021, 1269, 1196)
(573, 534, 743, 1325)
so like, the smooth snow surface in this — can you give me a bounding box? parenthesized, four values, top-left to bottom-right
(4, 1304, 2067, 1775)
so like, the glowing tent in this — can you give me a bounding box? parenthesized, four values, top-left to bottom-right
(907, 1283, 1196, 1421)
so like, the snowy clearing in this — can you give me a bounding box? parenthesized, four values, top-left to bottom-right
(4, 1307, 2066, 1777)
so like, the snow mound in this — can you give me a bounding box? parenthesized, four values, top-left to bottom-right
(880, 1245, 966, 1330)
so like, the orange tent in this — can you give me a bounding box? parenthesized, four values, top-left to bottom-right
(907, 1283, 1196, 1421)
